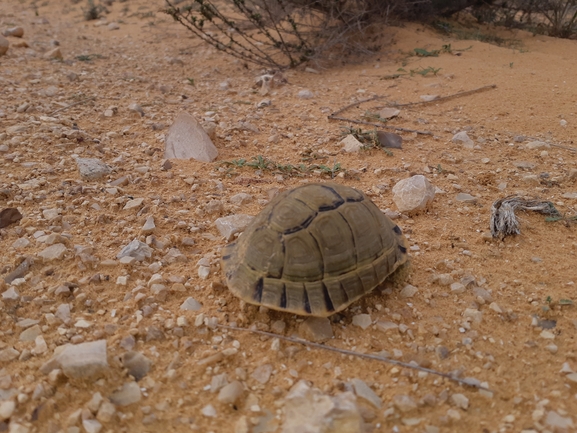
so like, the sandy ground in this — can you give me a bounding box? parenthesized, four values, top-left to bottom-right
(1, 1, 577, 432)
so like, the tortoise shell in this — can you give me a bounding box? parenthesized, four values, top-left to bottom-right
(221, 183, 409, 317)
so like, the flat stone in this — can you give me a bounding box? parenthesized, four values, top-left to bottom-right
(215, 214, 255, 241)
(420, 94, 438, 102)
(230, 193, 253, 205)
(463, 308, 483, 323)
(164, 111, 218, 162)
(298, 317, 333, 342)
(44, 47, 62, 60)
(392, 175, 435, 213)
(376, 321, 398, 334)
(251, 364, 273, 384)
(378, 107, 400, 119)
(400, 284, 418, 298)
(450, 282, 466, 294)
(218, 381, 244, 404)
(2, 287, 20, 301)
(0, 348, 19, 362)
(393, 394, 417, 413)
(513, 161, 536, 170)
(201, 404, 217, 417)
(82, 419, 102, 433)
(452, 131, 474, 149)
(19, 325, 42, 342)
(75, 158, 112, 180)
(282, 381, 362, 433)
(297, 89, 314, 99)
(47, 340, 109, 379)
(180, 297, 202, 311)
(352, 314, 372, 330)
(121, 351, 152, 381)
(451, 393, 469, 409)
(340, 134, 364, 153)
(123, 198, 144, 210)
(38, 243, 67, 261)
(545, 411, 573, 429)
(96, 401, 116, 423)
(526, 141, 550, 149)
(351, 378, 382, 409)
(455, 193, 477, 203)
(110, 382, 141, 406)
(562, 192, 577, 199)
(117, 239, 152, 261)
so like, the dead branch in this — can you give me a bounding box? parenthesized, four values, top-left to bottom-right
(388, 84, 497, 108)
(48, 97, 96, 116)
(328, 115, 433, 135)
(329, 95, 386, 117)
(490, 195, 561, 238)
(217, 324, 490, 391)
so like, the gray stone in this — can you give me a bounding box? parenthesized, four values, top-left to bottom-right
(376, 321, 398, 334)
(215, 214, 255, 241)
(210, 373, 228, 393)
(526, 141, 549, 149)
(392, 394, 417, 413)
(377, 131, 403, 149)
(38, 243, 67, 261)
(456, 193, 477, 203)
(19, 325, 42, 342)
(562, 192, 577, 199)
(117, 239, 152, 261)
(282, 381, 362, 433)
(180, 297, 202, 311)
(123, 198, 144, 210)
(2, 287, 19, 301)
(82, 419, 102, 433)
(121, 351, 152, 381)
(545, 411, 573, 429)
(297, 89, 314, 99)
(340, 134, 364, 153)
(251, 364, 273, 384)
(164, 112, 218, 162)
(378, 107, 400, 119)
(350, 378, 382, 409)
(230, 193, 253, 206)
(298, 317, 333, 342)
(110, 382, 141, 406)
(11, 238, 29, 249)
(218, 381, 244, 404)
(44, 47, 62, 60)
(352, 314, 372, 330)
(96, 401, 116, 423)
(400, 284, 418, 298)
(450, 282, 466, 294)
(392, 175, 435, 213)
(55, 303, 71, 322)
(141, 217, 155, 234)
(450, 393, 469, 409)
(452, 131, 474, 149)
(420, 94, 439, 102)
(75, 158, 112, 180)
(49, 340, 109, 379)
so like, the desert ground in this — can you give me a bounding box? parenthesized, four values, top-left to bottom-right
(1, 0, 577, 432)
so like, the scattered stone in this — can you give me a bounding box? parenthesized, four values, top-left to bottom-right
(38, 243, 67, 261)
(376, 321, 398, 334)
(201, 404, 217, 417)
(545, 411, 573, 430)
(0, 347, 19, 362)
(164, 111, 218, 162)
(463, 308, 483, 323)
(526, 141, 549, 149)
(122, 351, 152, 381)
(392, 394, 417, 413)
(96, 401, 116, 423)
(3, 26, 24, 37)
(82, 419, 102, 433)
(377, 131, 403, 149)
(43, 340, 109, 379)
(0, 208, 22, 228)
(352, 314, 372, 330)
(340, 134, 364, 153)
(452, 131, 474, 149)
(562, 192, 577, 199)
(420, 95, 438, 102)
(230, 193, 253, 206)
(298, 317, 333, 342)
(450, 282, 466, 294)
(19, 325, 42, 342)
(44, 47, 63, 60)
(297, 89, 314, 99)
(392, 175, 435, 213)
(350, 378, 381, 409)
(455, 193, 477, 203)
(282, 381, 362, 433)
(400, 284, 418, 298)
(117, 240, 152, 261)
(251, 364, 273, 384)
(0, 35, 9, 56)
(180, 297, 202, 311)
(128, 103, 144, 116)
(489, 302, 503, 313)
(218, 381, 244, 404)
(378, 107, 400, 119)
(110, 382, 141, 406)
(75, 158, 112, 180)
(215, 214, 255, 241)
(123, 198, 144, 210)
(107, 22, 119, 30)
(0, 400, 16, 421)
(451, 393, 469, 410)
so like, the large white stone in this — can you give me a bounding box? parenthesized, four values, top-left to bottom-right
(42, 340, 109, 379)
(392, 175, 435, 213)
(164, 112, 218, 162)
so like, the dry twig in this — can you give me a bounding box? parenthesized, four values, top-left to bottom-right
(48, 97, 96, 116)
(218, 324, 490, 391)
(490, 195, 561, 238)
(329, 116, 433, 135)
(388, 84, 497, 108)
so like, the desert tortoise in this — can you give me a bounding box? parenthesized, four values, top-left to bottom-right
(221, 183, 409, 316)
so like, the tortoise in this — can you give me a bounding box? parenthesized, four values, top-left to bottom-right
(221, 182, 409, 317)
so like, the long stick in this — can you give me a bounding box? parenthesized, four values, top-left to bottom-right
(388, 84, 497, 107)
(48, 97, 95, 116)
(217, 324, 491, 391)
(329, 115, 433, 135)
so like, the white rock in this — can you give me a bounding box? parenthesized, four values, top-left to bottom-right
(123, 198, 144, 210)
(117, 239, 152, 261)
(75, 158, 111, 180)
(393, 394, 417, 413)
(452, 131, 474, 149)
(298, 317, 333, 342)
(526, 141, 550, 149)
(44, 340, 109, 379)
(180, 297, 202, 311)
(164, 112, 218, 162)
(44, 47, 62, 60)
(229, 193, 253, 205)
(38, 243, 67, 261)
(2, 287, 20, 301)
(297, 89, 314, 99)
(392, 175, 435, 213)
(420, 94, 439, 102)
(0, 400, 16, 421)
(352, 314, 372, 330)
(110, 382, 141, 406)
(463, 308, 483, 323)
(282, 380, 362, 433)
(351, 378, 381, 408)
(141, 216, 155, 234)
(400, 284, 418, 298)
(218, 381, 244, 404)
(215, 214, 255, 241)
(251, 364, 272, 384)
(201, 404, 217, 417)
(82, 419, 102, 433)
(450, 282, 466, 294)
(451, 393, 469, 409)
(545, 411, 573, 429)
(96, 401, 116, 423)
(19, 324, 41, 341)
(340, 134, 364, 153)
